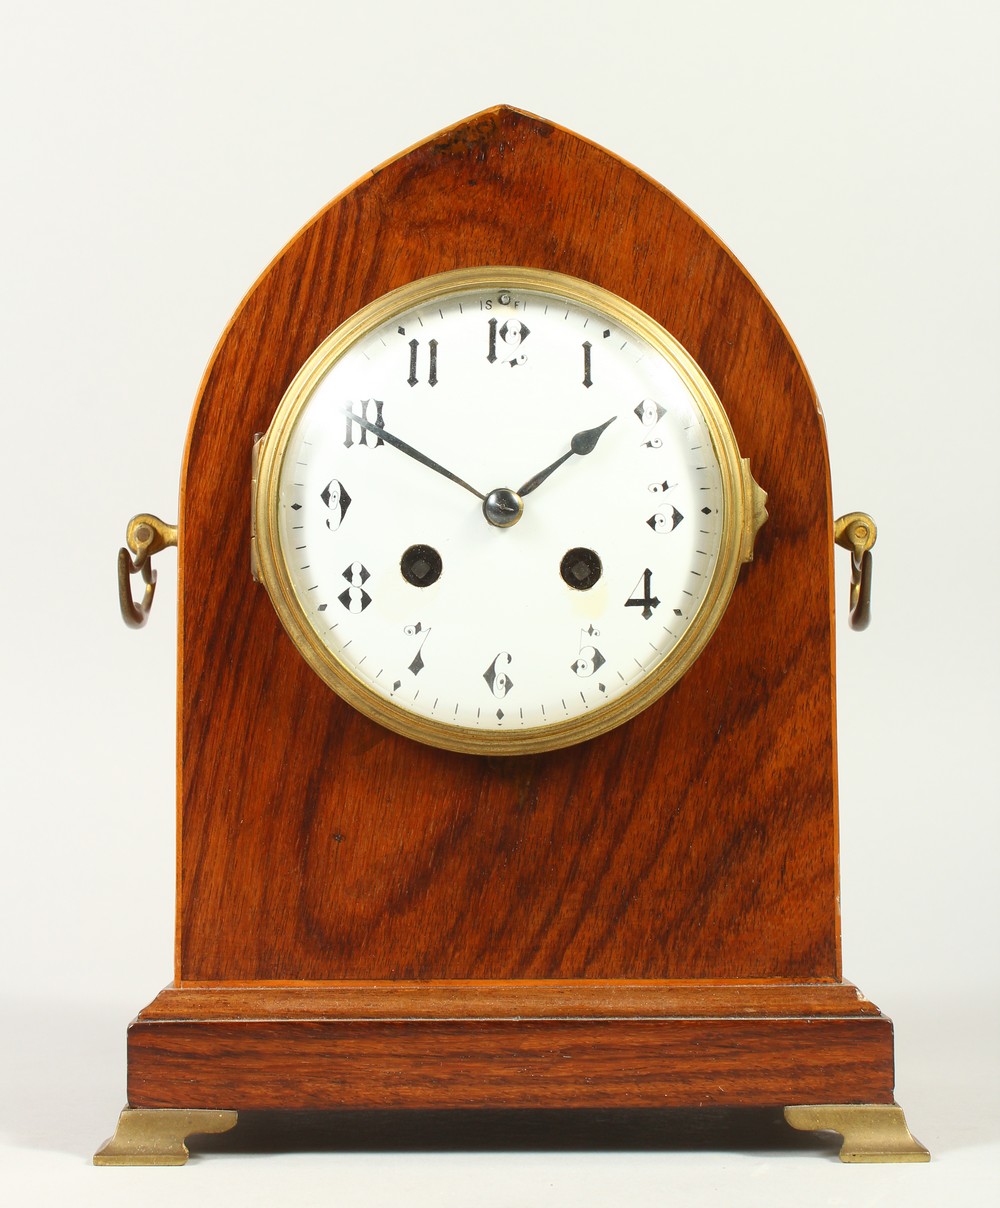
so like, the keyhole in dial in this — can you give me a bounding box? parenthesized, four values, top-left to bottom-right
(400, 544, 443, 587)
(560, 547, 602, 591)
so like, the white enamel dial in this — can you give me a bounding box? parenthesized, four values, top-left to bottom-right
(254, 268, 763, 754)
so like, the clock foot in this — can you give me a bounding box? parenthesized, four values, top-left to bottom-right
(784, 1102, 929, 1163)
(94, 1107, 238, 1166)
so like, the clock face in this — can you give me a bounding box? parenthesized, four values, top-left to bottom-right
(253, 268, 763, 753)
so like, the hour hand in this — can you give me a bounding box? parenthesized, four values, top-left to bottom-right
(517, 416, 617, 497)
(345, 406, 485, 501)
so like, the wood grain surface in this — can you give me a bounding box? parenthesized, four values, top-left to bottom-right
(128, 983, 896, 1111)
(138, 981, 881, 1020)
(128, 1004, 894, 1112)
(176, 106, 839, 984)
(128, 1017, 894, 1111)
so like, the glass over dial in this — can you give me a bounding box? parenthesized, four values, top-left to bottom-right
(253, 268, 765, 754)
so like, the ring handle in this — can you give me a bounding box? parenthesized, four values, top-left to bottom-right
(118, 514, 178, 628)
(834, 512, 877, 631)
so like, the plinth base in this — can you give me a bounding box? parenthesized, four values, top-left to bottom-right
(96, 980, 928, 1163)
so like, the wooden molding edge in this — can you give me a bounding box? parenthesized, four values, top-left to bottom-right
(139, 979, 883, 1021)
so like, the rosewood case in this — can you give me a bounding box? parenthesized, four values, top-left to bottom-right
(128, 106, 897, 1123)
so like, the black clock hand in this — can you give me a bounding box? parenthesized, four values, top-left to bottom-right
(517, 416, 617, 497)
(345, 407, 486, 501)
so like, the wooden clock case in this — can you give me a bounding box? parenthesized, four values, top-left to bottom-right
(101, 107, 925, 1163)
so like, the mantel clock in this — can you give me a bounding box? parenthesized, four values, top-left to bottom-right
(100, 107, 927, 1166)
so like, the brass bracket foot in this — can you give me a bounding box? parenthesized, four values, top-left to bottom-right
(94, 1107, 238, 1166)
(784, 1102, 929, 1163)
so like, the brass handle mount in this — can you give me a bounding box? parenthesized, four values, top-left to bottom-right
(117, 514, 178, 628)
(834, 512, 876, 631)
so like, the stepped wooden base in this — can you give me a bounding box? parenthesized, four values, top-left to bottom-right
(128, 981, 895, 1111)
(94, 980, 928, 1164)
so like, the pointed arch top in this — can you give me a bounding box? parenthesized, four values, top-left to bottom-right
(175, 107, 838, 984)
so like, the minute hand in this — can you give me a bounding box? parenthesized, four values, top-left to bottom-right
(346, 408, 485, 501)
(517, 416, 617, 497)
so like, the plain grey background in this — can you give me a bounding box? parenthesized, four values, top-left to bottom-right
(1, 0, 997, 1202)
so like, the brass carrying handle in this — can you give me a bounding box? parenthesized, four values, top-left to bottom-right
(834, 512, 876, 631)
(118, 514, 178, 628)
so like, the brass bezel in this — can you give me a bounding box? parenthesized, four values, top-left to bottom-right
(253, 266, 761, 755)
